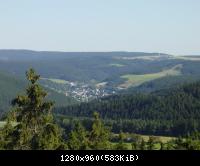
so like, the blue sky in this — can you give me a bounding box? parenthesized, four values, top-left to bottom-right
(0, 0, 199, 55)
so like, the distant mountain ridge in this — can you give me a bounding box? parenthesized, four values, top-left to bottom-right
(0, 49, 171, 59)
(0, 49, 200, 108)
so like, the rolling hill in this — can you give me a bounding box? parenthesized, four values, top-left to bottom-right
(119, 64, 182, 89)
(0, 71, 77, 117)
(55, 81, 200, 136)
(1, 50, 200, 108)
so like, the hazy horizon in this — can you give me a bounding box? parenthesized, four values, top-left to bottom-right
(0, 49, 200, 56)
(0, 0, 200, 55)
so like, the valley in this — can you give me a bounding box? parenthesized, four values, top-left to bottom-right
(1, 0, 200, 152)
(40, 77, 115, 102)
(0, 50, 200, 103)
(1, 50, 200, 150)
(1, 50, 200, 137)
(39, 64, 183, 101)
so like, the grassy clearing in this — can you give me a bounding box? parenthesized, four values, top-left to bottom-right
(119, 65, 182, 89)
(109, 63, 125, 67)
(115, 55, 162, 61)
(111, 142, 164, 150)
(111, 134, 175, 150)
(41, 78, 69, 84)
(111, 142, 133, 150)
(140, 135, 175, 143)
(112, 133, 175, 143)
(173, 56, 200, 61)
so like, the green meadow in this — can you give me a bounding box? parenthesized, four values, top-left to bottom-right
(119, 65, 182, 88)
(41, 78, 69, 84)
(109, 63, 125, 67)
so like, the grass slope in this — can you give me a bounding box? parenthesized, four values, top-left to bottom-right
(109, 63, 125, 67)
(112, 134, 175, 150)
(119, 64, 182, 89)
(173, 56, 200, 61)
(41, 78, 70, 84)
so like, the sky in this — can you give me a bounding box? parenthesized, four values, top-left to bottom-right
(0, 0, 199, 55)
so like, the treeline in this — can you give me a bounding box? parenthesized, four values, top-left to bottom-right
(1, 69, 200, 150)
(57, 116, 198, 137)
(61, 115, 200, 150)
(0, 71, 77, 115)
(55, 82, 200, 136)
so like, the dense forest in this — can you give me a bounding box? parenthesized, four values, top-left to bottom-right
(1, 50, 200, 93)
(0, 50, 177, 82)
(1, 69, 200, 150)
(0, 71, 77, 116)
(55, 82, 200, 136)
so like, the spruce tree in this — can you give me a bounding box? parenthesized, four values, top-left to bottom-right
(114, 132, 128, 150)
(131, 134, 142, 150)
(67, 122, 88, 150)
(147, 136, 156, 150)
(0, 120, 13, 149)
(89, 112, 111, 150)
(139, 139, 146, 150)
(3, 68, 63, 150)
(160, 142, 164, 150)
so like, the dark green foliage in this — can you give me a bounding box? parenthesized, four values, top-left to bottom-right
(56, 82, 200, 136)
(146, 136, 157, 150)
(88, 112, 111, 150)
(67, 122, 88, 150)
(172, 134, 200, 150)
(0, 72, 25, 116)
(114, 132, 128, 150)
(0, 120, 13, 149)
(0, 50, 178, 82)
(1, 50, 200, 99)
(159, 142, 164, 150)
(66, 112, 111, 150)
(131, 135, 142, 150)
(1, 69, 63, 150)
(0, 71, 77, 118)
(139, 139, 146, 150)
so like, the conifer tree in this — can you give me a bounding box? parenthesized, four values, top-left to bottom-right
(139, 139, 146, 150)
(2, 68, 63, 150)
(67, 122, 88, 150)
(131, 134, 142, 150)
(114, 131, 128, 150)
(147, 136, 156, 150)
(89, 112, 111, 150)
(160, 142, 164, 150)
(0, 120, 13, 149)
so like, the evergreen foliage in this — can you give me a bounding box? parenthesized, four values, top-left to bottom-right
(0, 69, 63, 150)
(56, 82, 200, 136)
(67, 122, 88, 150)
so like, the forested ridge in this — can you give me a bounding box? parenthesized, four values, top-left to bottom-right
(1, 69, 200, 150)
(0, 71, 77, 116)
(55, 82, 200, 136)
